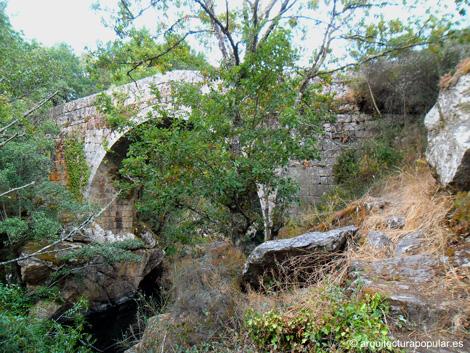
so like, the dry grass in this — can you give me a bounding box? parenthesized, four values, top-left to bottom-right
(129, 163, 470, 352)
(440, 57, 470, 89)
(361, 166, 454, 255)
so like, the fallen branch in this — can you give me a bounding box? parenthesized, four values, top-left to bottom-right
(0, 191, 121, 266)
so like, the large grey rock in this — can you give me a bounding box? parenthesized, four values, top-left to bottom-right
(425, 72, 470, 190)
(18, 238, 164, 316)
(242, 225, 358, 287)
(348, 255, 458, 327)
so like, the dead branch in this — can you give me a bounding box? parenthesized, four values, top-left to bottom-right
(23, 90, 59, 118)
(0, 191, 121, 267)
(0, 181, 35, 198)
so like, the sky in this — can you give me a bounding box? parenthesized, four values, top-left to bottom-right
(5, 0, 466, 59)
(6, 0, 119, 54)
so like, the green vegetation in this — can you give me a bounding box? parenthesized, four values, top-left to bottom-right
(119, 28, 331, 251)
(90, 0, 458, 251)
(86, 27, 208, 90)
(64, 136, 90, 200)
(332, 122, 407, 200)
(0, 283, 94, 352)
(0, 0, 469, 351)
(449, 191, 470, 237)
(246, 292, 391, 352)
(350, 36, 470, 119)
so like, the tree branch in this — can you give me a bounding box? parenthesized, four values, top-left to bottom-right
(295, 0, 339, 105)
(317, 42, 429, 76)
(0, 132, 24, 148)
(258, 0, 294, 46)
(194, 0, 240, 65)
(0, 191, 121, 267)
(126, 30, 208, 82)
(0, 119, 19, 135)
(0, 181, 35, 198)
(23, 90, 59, 118)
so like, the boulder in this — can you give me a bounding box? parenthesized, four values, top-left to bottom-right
(425, 71, 470, 190)
(59, 247, 164, 311)
(18, 232, 164, 316)
(394, 231, 424, 256)
(242, 225, 358, 287)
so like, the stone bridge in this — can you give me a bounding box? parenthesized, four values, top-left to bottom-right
(48, 70, 379, 235)
(48, 70, 203, 234)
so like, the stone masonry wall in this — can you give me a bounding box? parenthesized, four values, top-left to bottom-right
(289, 112, 376, 208)
(288, 79, 404, 213)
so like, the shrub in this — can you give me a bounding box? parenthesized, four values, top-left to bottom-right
(132, 243, 246, 352)
(448, 191, 470, 238)
(332, 125, 403, 199)
(350, 41, 470, 118)
(245, 290, 393, 352)
(0, 283, 94, 353)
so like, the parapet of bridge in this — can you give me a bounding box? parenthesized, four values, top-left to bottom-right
(48, 70, 203, 234)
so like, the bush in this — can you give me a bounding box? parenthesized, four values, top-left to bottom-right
(0, 283, 94, 353)
(131, 243, 246, 352)
(448, 191, 470, 238)
(245, 290, 393, 353)
(350, 40, 470, 118)
(332, 124, 403, 199)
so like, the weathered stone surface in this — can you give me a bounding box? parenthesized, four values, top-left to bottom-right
(449, 242, 470, 268)
(425, 72, 470, 190)
(18, 237, 164, 314)
(242, 225, 358, 287)
(348, 255, 455, 326)
(395, 231, 424, 256)
(48, 71, 204, 234)
(386, 216, 406, 229)
(349, 254, 443, 284)
(48, 71, 390, 224)
(364, 231, 392, 250)
(60, 247, 163, 311)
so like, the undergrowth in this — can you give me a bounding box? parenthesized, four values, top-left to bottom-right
(331, 121, 425, 205)
(245, 291, 392, 353)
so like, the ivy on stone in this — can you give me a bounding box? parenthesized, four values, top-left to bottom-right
(64, 136, 90, 200)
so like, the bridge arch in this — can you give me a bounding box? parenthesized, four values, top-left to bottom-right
(48, 70, 203, 234)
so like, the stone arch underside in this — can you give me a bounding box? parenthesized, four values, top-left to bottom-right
(87, 134, 137, 234)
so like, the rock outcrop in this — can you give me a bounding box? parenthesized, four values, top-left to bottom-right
(425, 68, 470, 190)
(18, 222, 164, 316)
(242, 225, 358, 288)
(348, 254, 458, 326)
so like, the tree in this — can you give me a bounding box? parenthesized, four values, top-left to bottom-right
(94, 0, 458, 249)
(0, 0, 137, 284)
(86, 27, 208, 90)
(46, 43, 98, 103)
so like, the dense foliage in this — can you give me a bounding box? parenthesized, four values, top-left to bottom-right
(246, 292, 391, 352)
(119, 29, 333, 251)
(0, 2, 98, 281)
(351, 32, 470, 118)
(0, 4, 135, 350)
(86, 27, 208, 90)
(0, 284, 94, 352)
